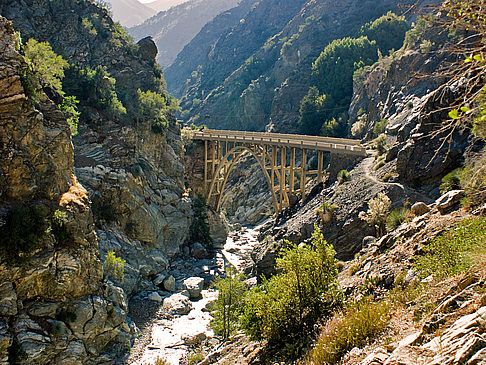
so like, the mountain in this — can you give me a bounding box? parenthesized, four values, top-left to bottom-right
(105, 0, 156, 27)
(129, 0, 240, 68)
(166, 0, 434, 132)
(144, 0, 189, 13)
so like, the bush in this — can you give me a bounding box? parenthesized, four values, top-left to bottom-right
(374, 160, 385, 170)
(337, 169, 351, 184)
(104, 251, 125, 283)
(23, 38, 69, 96)
(382, 173, 394, 182)
(461, 153, 486, 206)
(359, 192, 391, 237)
(374, 134, 388, 155)
(373, 119, 388, 136)
(310, 298, 391, 364)
(137, 89, 170, 134)
(440, 168, 463, 194)
(211, 268, 247, 339)
(414, 217, 486, 279)
(359, 12, 409, 55)
(386, 207, 409, 232)
(241, 224, 342, 358)
(50, 209, 73, 245)
(0, 205, 47, 263)
(316, 202, 338, 223)
(59, 96, 80, 136)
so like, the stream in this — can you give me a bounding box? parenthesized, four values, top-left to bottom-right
(125, 220, 269, 365)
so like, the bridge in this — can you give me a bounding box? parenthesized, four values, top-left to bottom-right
(184, 129, 367, 212)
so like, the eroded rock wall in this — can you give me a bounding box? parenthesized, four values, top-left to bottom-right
(0, 17, 132, 364)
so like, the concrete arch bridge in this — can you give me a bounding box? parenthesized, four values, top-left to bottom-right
(184, 129, 367, 212)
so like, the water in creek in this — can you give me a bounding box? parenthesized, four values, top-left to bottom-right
(125, 220, 268, 365)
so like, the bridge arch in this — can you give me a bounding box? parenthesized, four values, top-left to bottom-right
(206, 145, 281, 212)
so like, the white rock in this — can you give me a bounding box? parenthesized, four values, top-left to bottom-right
(183, 277, 205, 299)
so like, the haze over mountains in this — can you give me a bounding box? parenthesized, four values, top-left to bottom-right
(144, 0, 189, 13)
(104, 0, 156, 27)
(129, 0, 240, 67)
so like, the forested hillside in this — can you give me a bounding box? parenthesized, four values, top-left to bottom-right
(166, 0, 434, 133)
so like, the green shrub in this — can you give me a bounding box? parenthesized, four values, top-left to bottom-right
(337, 169, 351, 184)
(374, 160, 385, 170)
(373, 119, 388, 136)
(315, 202, 338, 223)
(461, 153, 486, 206)
(359, 12, 409, 55)
(414, 217, 486, 279)
(0, 205, 47, 263)
(374, 134, 388, 155)
(241, 224, 342, 358)
(50, 209, 73, 245)
(386, 207, 409, 232)
(211, 268, 247, 339)
(310, 298, 391, 364)
(382, 173, 394, 182)
(104, 251, 125, 283)
(137, 89, 170, 134)
(23, 38, 69, 96)
(154, 358, 170, 365)
(59, 96, 80, 136)
(440, 168, 463, 194)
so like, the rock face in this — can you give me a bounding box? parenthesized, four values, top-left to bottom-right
(0, 17, 132, 364)
(0, 0, 192, 297)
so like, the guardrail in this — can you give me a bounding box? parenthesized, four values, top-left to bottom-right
(185, 129, 367, 156)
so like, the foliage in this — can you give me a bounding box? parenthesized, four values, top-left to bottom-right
(374, 134, 388, 155)
(241, 224, 342, 358)
(386, 207, 409, 232)
(359, 12, 409, 55)
(59, 96, 80, 136)
(211, 267, 247, 339)
(373, 118, 388, 136)
(359, 192, 391, 237)
(50, 209, 73, 245)
(310, 298, 391, 364)
(63, 65, 126, 120)
(153, 358, 170, 365)
(461, 153, 486, 206)
(188, 195, 213, 247)
(337, 169, 351, 184)
(351, 114, 367, 137)
(23, 38, 69, 96)
(137, 89, 176, 134)
(414, 218, 486, 279)
(0, 205, 47, 263)
(440, 168, 463, 194)
(316, 203, 338, 223)
(298, 87, 334, 136)
(104, 251, 125, 283)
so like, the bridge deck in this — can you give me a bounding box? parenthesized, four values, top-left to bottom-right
(187, 129, 367, 156)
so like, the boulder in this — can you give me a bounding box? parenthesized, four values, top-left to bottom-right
(153, 273, 166, 286)
(411, 202, 430, 217)
(183, 277, 205, 299)
(163, 275, 176, 292)
(137, 36, 157, 62)
(162, 293, 193, 315)
(362, 236, 376, 247)
(148, 292, 163, 302)
(435, 190, 464, 214)
(190, 242, 209, 259)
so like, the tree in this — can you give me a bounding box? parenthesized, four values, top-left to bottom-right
(23, 39, 68, 96)
(360, 12, 409, 55)
(211, 267, 247, 339)
(241, 224, 342, 358)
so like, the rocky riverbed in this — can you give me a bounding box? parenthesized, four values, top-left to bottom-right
(122, 222, 268, 364)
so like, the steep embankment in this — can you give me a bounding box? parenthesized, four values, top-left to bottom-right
(129, 0, 240, 68)
(0, 17, 133, 364)
(166, 0, 433, 132)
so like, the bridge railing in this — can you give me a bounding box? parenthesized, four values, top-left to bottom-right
(185, 128, 367, 156)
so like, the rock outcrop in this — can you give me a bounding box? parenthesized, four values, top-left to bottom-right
(0, 17, 132, 364)
(1, 0, 192, 297)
